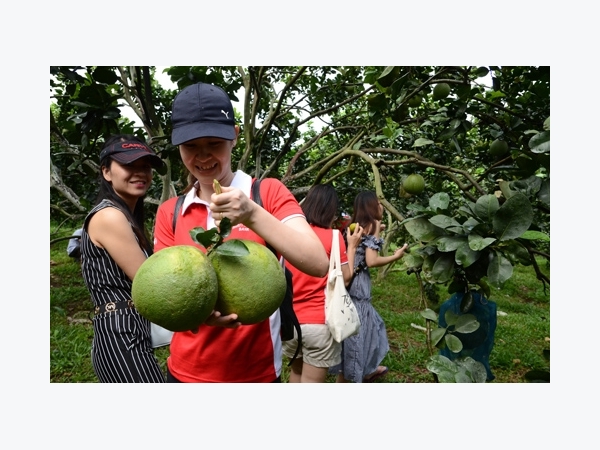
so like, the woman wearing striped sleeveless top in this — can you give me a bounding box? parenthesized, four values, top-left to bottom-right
(80, 134, 166, 382)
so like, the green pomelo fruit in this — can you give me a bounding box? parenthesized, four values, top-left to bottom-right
(132, 245, 218, 332)
(433, 83, 451, 100)
(368, 93, 387, 111)
(403, 174, 426, 195)
(209, 240, 287, 324)
(489, 139, 509, 156)
(408, 95, 422, 107)
(392, 106, 409, 123)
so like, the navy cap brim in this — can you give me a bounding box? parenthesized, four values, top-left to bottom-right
(172, 122, 236, 145)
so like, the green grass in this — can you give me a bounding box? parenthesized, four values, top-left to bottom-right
(50, 226, 550, 383)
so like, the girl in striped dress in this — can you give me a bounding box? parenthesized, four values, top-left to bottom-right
(80, 135, 166, 383)
(330, 191, 409, 383)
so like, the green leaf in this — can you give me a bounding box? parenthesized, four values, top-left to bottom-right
(406, 203, 427, 213)
(487, 250, 514, 287)
(468, 234, 496, 251)
(426, 355, 456, 375)
(431, 253, 455, 283)
(501, 240, 532, 266)
(429, 215, 462, 230)
(429, 192, 450, 211)
(475, 67, 489, 77)
(460, 291, 474, 312)
(520, 230, 549, 241)
(420, 308, 438, 321)
(455, 242, 481, 268)
(474, 195, 499, 222)
(529, 130, 550, 153)
(377, 66, 397, 87)
(445, 334, 463, 353)
(219, 217, 233, 238)
(543, 116, 550, 131)
(431, 328, 446, 347)
(92, 66, 119, 84)
(404, 218, 444, 242)
(71, 101, 92, 108)
(443, 309, 460, 327)
(413, 138, 434, 147)
(437, 127, 457, 141)
(512, 175, 542, 196)
(438, 371, 457, 383)
(454, 371, 473, 383)
(455, 314, 480, 333)
(459, 357, 488, 383)
(436, 236, 466, 252)
(402, 253, 424, 269)
(461, 217, 480, 232)
(189, 227, 221, 249)
(459, 202, 476, 217)
(492, 193, 533, 241)
(212, 239, 249, 257)
(477, 280, 491, 299)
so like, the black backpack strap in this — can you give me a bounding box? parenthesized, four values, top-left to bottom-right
(252, 178, 302, 366)
(171, 195, 185, 233)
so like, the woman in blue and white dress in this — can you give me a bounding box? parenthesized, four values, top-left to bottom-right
(330, 191, 408, 383)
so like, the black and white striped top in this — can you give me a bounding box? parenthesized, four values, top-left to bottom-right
(80, 200, 148, 308)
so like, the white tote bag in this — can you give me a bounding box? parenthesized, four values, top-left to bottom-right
(150, 322, 173, 348)
(325, 229, 361, 342)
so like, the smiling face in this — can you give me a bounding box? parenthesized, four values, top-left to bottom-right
(102, 157, 153, 209)
(178, 126, 239, 190)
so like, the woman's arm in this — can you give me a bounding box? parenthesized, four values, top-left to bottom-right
(365, 219, 408, 268)
(342, 225, 363, 285)
(87, 207, 147, 281)
(210, 185, 329, 277)
(365, 245, 408, 268)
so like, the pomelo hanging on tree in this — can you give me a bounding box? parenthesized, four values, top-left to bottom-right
(403, 173, 426, 195)
(433, 83, 451, 100)
(489, 139, 509, 156)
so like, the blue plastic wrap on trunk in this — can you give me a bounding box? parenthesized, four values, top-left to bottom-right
(438, 292, 497, 381)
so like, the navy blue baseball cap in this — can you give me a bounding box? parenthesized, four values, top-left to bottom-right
(99, 140, 165, 173)
(171, 82, 236, 145)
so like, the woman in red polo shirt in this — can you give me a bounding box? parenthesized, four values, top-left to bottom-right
(153, 82, 328, 383)
(282, 184, 363, 382)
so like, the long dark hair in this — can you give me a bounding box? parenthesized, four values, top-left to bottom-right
(96, 134, 153, 255)
(351, 191, 381, 235)
(301, 184, 339, 228)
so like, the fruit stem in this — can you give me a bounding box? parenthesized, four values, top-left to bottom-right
(213, 179, 222, 194)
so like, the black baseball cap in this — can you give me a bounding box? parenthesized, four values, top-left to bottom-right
(99, 140, 165, 174)
(171, 82, 236, 145)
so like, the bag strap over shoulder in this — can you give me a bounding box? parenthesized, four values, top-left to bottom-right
(171, 195, 185, 233)
(331, 229, 342, 270)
